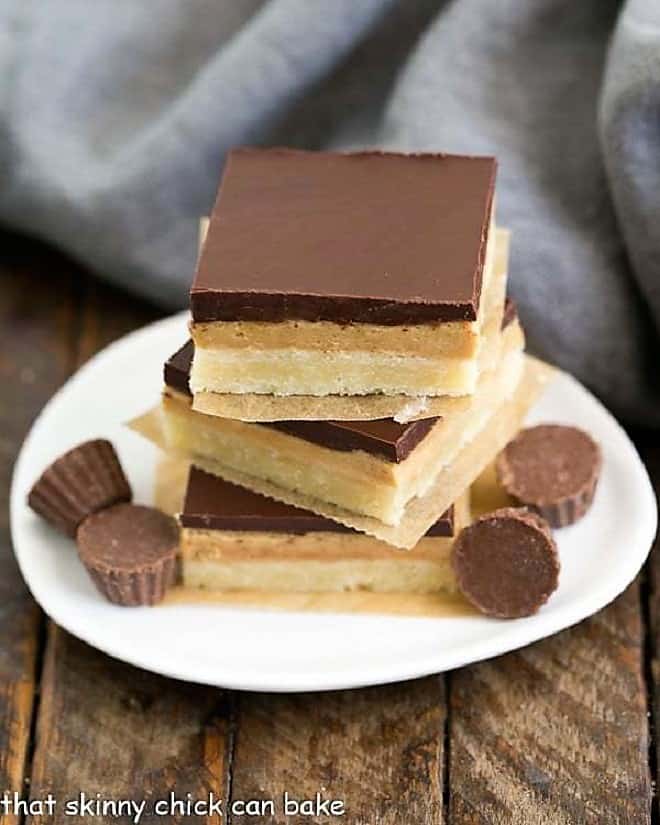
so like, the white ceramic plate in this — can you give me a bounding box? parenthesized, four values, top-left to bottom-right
(11, 312, 657, 692)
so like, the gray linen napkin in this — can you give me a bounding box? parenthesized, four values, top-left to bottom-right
(1, 0, 658, 422)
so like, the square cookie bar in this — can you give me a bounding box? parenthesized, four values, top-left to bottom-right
(190, 148, 498, 398)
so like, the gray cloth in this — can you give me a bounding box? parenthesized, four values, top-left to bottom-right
(1, 0, 659, 423)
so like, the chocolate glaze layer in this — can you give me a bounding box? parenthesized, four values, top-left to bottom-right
(163, 341, 438, 462)
(267, 418, 438, 463)
(164, 340, 194, 396)
(180, 467, 454, 537)
(191, 148, 496, 324)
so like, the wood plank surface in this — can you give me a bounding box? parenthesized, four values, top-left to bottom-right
(448, 583, 652, 824)
(73, 277, 160, 366)
(640, 442, 660, 823)
(27, 626, 230, 825)
(0, 236, 82, 824)
(229, 677, 446, 825)
(23, 276, 235, 824)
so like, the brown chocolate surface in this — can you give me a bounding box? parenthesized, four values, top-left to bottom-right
(164, 340, 194, 395)
(451, 507, 559, 619)
(180, 467, 454, 537)
(191, 148, 496, 324)
(78, 504, 179, 570)
(77, 504, 179, 606)
(28, 439, 132, 537)
(163, 341, 438, 462)
(496, 425, 602, 527)
(267, 418, 438, 463)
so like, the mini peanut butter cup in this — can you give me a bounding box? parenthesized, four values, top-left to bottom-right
(28, 439, 131, 537)
(496, 424, 601, 527)
(452, 507, 559, 619)
(77, 504, 178, 606)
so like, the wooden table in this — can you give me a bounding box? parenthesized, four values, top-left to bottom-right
(1, 231, 657, 824)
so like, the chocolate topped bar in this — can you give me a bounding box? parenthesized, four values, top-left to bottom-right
(191, 148, 496, 325)
(164, 341, 438, 462)
(180, 467, 454, 537)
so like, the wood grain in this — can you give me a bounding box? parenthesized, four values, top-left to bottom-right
(229, 677, 446, 825)
(640, 442, 660, 821)
(73, 277, 159, 366)
(448, 582, 652, 824)
(27, 626, 230, 825)
(0, 236, 82, 823)
(24, 277, 233, 823)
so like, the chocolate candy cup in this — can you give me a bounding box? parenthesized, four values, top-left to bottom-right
(496, 424, 601, 527)
(77, 504, 178, 606)
(452, 507, 559, 619)
(28, 439, 132, 537)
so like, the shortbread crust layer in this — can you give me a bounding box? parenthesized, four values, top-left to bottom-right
(189, 227, 506, 398)
(181, 536, 458, 594)
(160, 323, 524, 526)
(191, 349, 480, 398)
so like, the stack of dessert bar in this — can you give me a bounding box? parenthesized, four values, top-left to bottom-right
(152, 148, 546, 597)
